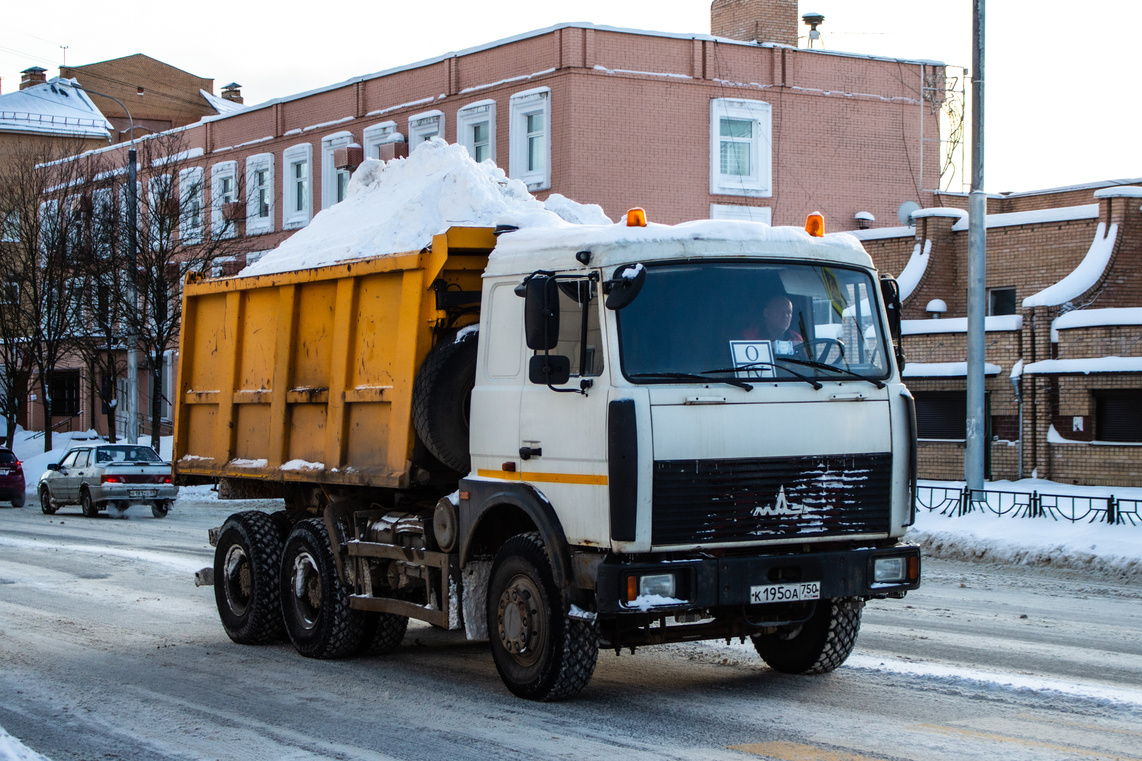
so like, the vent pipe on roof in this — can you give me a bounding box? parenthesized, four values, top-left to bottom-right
(221, 82, 243, 104)
(20, 66, 47, 90)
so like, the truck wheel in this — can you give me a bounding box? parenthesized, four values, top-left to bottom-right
(214, 511, 286, 645)
(39, 487, 57, 515)
(412, 328, 478, 473)
(487, 532, 598, 701)
(80, 489, 98, 518)
(359, 611, 409, 656)
(281, 517, 364, 659)
(752, 597, 864, 674)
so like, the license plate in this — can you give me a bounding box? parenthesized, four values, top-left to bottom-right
(750, 581, 821, 604)
(129, 489, 156, 498)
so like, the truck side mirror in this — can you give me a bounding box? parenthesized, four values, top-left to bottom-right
(605, 263, 646, 310)
(524, 275, 560, 350)
(529, 354, 571, 386)
(879, 275, 906, 370)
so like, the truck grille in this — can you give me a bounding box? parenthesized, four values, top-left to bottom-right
(651, 453, 892, 545)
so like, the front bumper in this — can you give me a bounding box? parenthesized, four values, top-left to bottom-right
(595, 544, 920, 616)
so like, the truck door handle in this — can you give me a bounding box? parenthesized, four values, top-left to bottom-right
(519, 446, 542, 460)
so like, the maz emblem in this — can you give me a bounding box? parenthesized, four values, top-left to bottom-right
(750, 486, 805, 517)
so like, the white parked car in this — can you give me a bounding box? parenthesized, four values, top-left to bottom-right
(39, 444, 179, 518)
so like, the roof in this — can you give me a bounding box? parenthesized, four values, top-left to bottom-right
(0, 77, 111, 139)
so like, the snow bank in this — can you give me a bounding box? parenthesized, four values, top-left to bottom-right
(0, 724, 51, 761)
(911, 479, 1142, 584)
(239, 139, 610, 276)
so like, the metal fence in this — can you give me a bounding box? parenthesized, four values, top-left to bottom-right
(916, 485, 1141, 526)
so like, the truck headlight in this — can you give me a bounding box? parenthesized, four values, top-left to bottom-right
(624, 572, 678, 604)
(873, 555, 920, 584)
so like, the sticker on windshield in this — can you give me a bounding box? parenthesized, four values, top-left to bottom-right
(729, 341, 776, 378)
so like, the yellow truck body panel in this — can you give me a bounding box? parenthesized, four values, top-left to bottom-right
(173, 227, 495, 489)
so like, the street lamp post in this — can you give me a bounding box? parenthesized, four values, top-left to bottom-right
(58, 80, 140, 444)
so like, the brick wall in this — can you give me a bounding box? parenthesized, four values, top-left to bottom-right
(711, 0, 799, 45)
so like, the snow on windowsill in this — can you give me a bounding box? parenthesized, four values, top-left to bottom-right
(902, 362, 1001, 378)
(902, 315, 1022, 335)
(1024, 356, 1142, 375)
(1051, 307, 1142, 341)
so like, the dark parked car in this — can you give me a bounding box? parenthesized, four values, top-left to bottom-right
(0, 448, 27, 507)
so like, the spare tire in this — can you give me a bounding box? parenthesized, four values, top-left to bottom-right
(412, 328, 478, 473)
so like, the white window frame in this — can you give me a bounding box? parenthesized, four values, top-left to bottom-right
(245, 153, 275, 235)
(320, 131, 354, 210)
(710, 203, 772, 225)
(363, 121, 404, 159)
(283, 143, 313, 229)
(408, 110, 444, 146)
(509, 87, 551, 191)
(710, 98, 772, 198)
(92, 187, 115, 257)
(457, 100, 497, 164)
(178, 167, 204, 244)
(210, 161, 239, 239)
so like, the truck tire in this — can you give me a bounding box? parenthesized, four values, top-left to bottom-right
(281, 517, 365, 659)
(214, 511, 286, 645)
(487, 532, 598, 701)
(752, 597, 864, 674)
(412, 328, 478, 473)
(359, 611, 409, 656)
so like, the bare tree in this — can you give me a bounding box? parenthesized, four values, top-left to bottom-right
(122, 132, 239, 450)
(0, 212, 34, 448)
(0, 143, 93, 451)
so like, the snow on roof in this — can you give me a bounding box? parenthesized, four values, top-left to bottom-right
(902, 362, 1001, 378)
(1023, 222, 1117, 308)
(1051, 307, 1142, 342)
(902, 315, 1022, 335)
(199, 89, 246, 116)
(950, 204, 1099, 232)
(0, 77, 111, 139)
(239, 138, 611, 277)
(895, 240, 931, 302)
(1024, 357, 1142, 375)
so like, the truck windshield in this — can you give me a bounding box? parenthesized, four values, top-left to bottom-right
(616, 261, 891, 385)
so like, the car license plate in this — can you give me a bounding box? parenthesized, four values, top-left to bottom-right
(130, 489, 156, 498)
(750, 581, 821, 604)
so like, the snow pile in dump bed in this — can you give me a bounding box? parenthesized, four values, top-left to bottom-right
(240, 139, 610, 276)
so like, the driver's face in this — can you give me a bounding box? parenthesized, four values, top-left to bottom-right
(763, 297, 793, 338)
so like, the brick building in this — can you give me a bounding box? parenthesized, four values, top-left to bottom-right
(855, 183, 1142, 486)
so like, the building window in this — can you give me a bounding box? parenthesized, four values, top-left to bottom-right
(710, 203, 772, 225)
(1095, 390, 1142, 442)
(178, 167, 204, 244)
(211, 161, 238, 239)
(321, 132, 354, 210)
(457, 100, 496, 164)
(914, 391, 966, 440)
(245, 154, 274, 235)
(710, 98, 772, 197)
(509, 88, 550, 191)
(363, 121, 404, 159)
(48, 370, 81, 417)
(408, 111, 444, 145)
(988, 287, 1017, 316)
(148, 175, 174, 250)
(91, 187, 116, 257)
(283, 143, 312, 229)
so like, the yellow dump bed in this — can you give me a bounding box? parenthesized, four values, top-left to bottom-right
(173, 227, 495, 489)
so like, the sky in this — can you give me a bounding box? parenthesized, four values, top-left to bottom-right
(3, 0, 1141, 194)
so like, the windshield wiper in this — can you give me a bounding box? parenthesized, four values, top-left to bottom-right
(630, 372, 753, 391)
(776, 357, 886, 388)
(701, 362, 822, 390)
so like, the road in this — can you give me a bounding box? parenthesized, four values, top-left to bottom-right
(0, 494, 1139, 761)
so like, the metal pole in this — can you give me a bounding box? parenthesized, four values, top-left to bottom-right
(965, 0, 986, 491)
(126, 148, 138, 444)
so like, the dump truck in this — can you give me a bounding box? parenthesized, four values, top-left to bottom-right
(178, 213, 920, 700)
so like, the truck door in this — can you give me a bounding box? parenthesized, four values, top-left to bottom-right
(517, 279, 611, 547)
